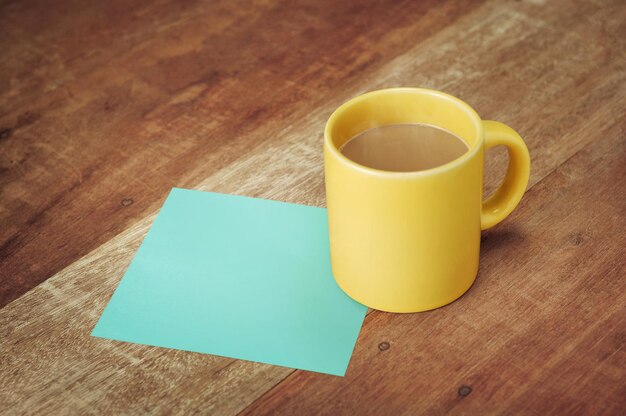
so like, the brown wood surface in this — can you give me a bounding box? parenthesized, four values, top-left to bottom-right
(1, 0, 624, 414)
(0, 0, 482, 307)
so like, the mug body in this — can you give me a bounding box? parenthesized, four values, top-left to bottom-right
(324, 88, 485, 313)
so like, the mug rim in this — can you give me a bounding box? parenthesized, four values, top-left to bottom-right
(324, 87, 483, 177)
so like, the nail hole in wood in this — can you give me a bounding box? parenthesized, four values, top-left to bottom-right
(0, 128, 12, 140)
(121, 198, 134, 207)
(458, 385, 472, 397)
(378, 341, 390, 351)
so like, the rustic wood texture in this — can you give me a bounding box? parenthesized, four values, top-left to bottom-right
(242, 122, 626, 416)
(1, 0, 624, 414)
(0, 0, 483, 307)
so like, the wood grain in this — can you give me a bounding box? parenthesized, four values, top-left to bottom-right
(1, 0, 625, 414)
(241, 118, 626, 416)
(0, 0, 483, 307)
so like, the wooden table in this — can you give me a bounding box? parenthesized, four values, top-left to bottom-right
(1, 0, 624, 414)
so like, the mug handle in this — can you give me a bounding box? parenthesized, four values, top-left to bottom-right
(481, 120, 531, 230)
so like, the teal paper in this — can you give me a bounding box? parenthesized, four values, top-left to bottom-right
(92, 188, 366, 376)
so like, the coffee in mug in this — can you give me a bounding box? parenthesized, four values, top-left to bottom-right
(339, 123, 468, 172)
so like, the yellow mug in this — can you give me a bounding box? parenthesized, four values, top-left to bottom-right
(324, 88, 530, 313)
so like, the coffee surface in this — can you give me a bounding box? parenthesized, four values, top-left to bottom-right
(340, 123, 468, 172)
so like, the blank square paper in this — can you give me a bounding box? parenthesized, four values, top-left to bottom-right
(92, 188, 367, 376)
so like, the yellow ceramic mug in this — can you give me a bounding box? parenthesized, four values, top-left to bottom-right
(324, 88, 530, 313)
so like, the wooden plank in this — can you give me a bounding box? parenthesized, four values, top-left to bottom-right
(1, 0, 624, 414)
(241, 115, 626, 416)
(0, 0, 484, 307)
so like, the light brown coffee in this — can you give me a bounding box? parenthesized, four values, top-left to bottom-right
(340, 123, 468, 172)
